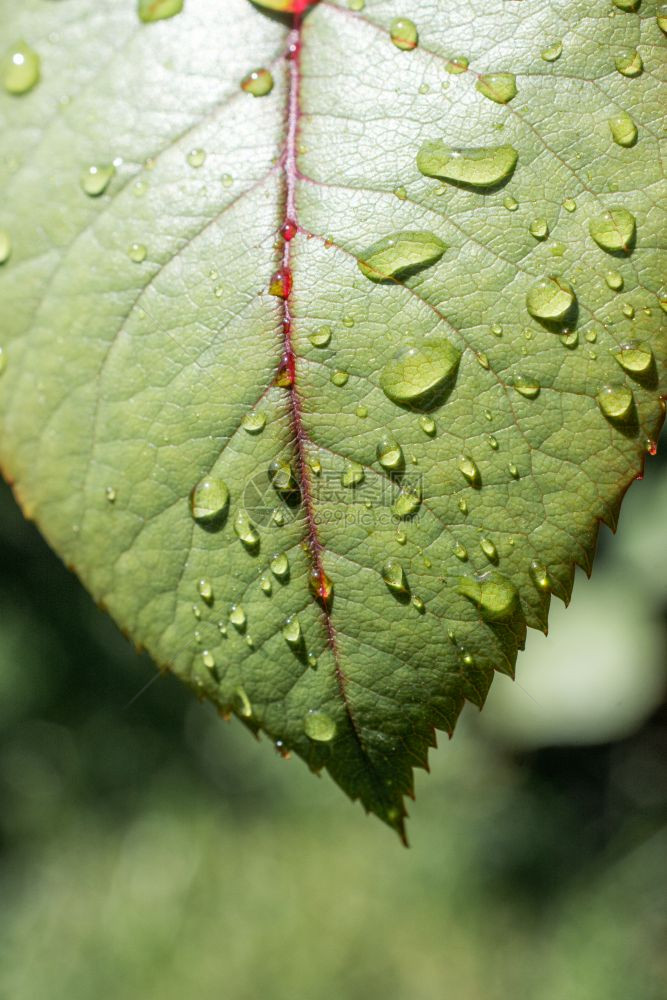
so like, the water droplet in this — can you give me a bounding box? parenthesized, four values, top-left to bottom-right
(380, 339, 461, 407)
(476, 73, 517, 104)
(357, 231, 446, 282)
(389, 17, 418, 51)
(541, 40, 563, 62)
(458, 455, 480, 487)
(529, 560, 552, 592)
(419, 415, 436, 436)
(392, 483, 422, 518)
(417, 142, 518, 188)
(270, 552, 290, 579)
(458, 571, 518, 621)
(241, 67, 274, 97)
(612, 0, 640, 8)
(347, 0, 365, 9)
(309, 326, 331, 347)
(138, 0, 183, 21)
(658, 4, 667, 32)
(461, 649, 474, 666)
(309, 568, 333, 606)
(105, 485, 116, 503)
(562, 198, 577, 213)
(304, 709, 336, 742)
(192, 604, 202, 621)
(269, 267, 291, 298)
(560, 329, 578, 348)
(503, 195, 519, 212)
(331, 370, 349, 387)
(202, 650, 216, 670)
(0, 230, 11, 265)
(308, 456, 322, 476)
(453, 541, 468, 561)
(458, 497, 469, 514)
(585, 330, 597, 344)
(342, 315, 355, 328)
(588, 207, 635, 253)
(198, 578, 213, 603)
(605, 269, 624, 291)
(2, 41, 40, 95)
(259, 573, 272, 594)
(355, 405, 368, 419)
(411, 595, 425, 613)
(512, 375, 541, 399)
(446, 56, 469, 74)
(615, 48, 643, 77)
(486, 434, 499, 451)
(190, 477, 230, 525)
(282, 615, 302, 647)
(480, 537, 498, 562)
(341, 460, 364, 487)
(376, 434, 404, 472)
(529, 218, 549, 240)
(612, 341, 653, 375)
(222, 173, 233, 188)
(233, 510, 259, 547)
(491, 323, 503, 337)
(395, 529, 407, 545)
(394, 185, 407, 200)
(80, 164, 115, 197)
(596, 385, 634, 421)
(526, 275, 577, 323)
(381, 558, 409, 595)
(508, 462, 520, 479)
(187, 148, 206, 168)
(608, 111, 638, 147)
(229, 605, 247, 632)
(232, 685, 252, 717)
(307, 651, 318, 668)
(549, 242, 566, 258)
(622, 302, 635, 319)
(128, 243, 147, 263)
(242, 410, 266, 434)
(268, 459, 299, 496)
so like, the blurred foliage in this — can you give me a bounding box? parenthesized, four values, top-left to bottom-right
(0, 440, 665, 999)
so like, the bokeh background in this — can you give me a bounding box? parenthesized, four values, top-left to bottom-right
(0, 436, 665, 1000)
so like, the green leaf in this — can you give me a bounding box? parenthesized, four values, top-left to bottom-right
(0, 0, 665, 838)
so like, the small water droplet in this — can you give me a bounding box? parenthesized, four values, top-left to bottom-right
(232, 685, 252, 717)
(242, 410, 266, 434)
(658, 3, 667, 32)
(453, 541, 468, 561)
(229, 605, 247, 632)
(309, 568, 333, 606)
(2, 41, 40, 95)
(476, 72, 517, 104)
(446, 55, 469, 74)
(269, 267, 291, 298)
(198, 578, 213, 604)
(419, 415, 436, 436)
(341, 460, 364, 488)
(612, 0, 640, 8)
(392, 482, 422, 518)
(589, 207, 635, 253)
(417, 143, 518, 188)
(605, 269, 624, 291)
(380, 340, 461, 407)
(526, 275, 577, 323)
(486, 434, 499, 451)
(201, 649, 216, 670)
(233, 510, 259, 547)
(529, 218, 549, 240)
(458, 497, 469, 514)
(259, 573, 272, 595)
(241, 67, 274, 96)
(508, 462, 520, 479)
(355, 404, 368, 419)
(309, 325, 331, 347)
(331, 370, 349, 387)
(187, 147, 206, 168)
(512, 375, 541, 399)
(458, 455, 480, 486)
(585, 330, 597, 344)
(270, 552, 290, 579)
(389, 17, 418, 51)
(480, 537, 498, 562)
(357, 231, 446, 282)
(80, 164, 115, 197)
(222, 173, 233, 188)
(596, 384, 634, 421)
(105, 485, 116, 503)
(541, 40, 563, 62)
(0, 230, 11, 265)
(615, 48, 643, 77)
(529, 560, 552, 592)
(491, 323, 503, 337)
(411, 595, 425, 613)
(458, 571, 518, 621)
(376, 434, 404, 472)
(622, 302, 635, 319)
(562, 198, 577, 213)
(612, 341, 653, 375)
(128, 243, 147, 263)
(138, 0, 183, 21)
(394, 185, 408, 200)
(608, 111, 638, 147)
(282, 615, 302, 648)
(503, 195, 519, 212)
(382, 558, 409, 595)
(268, 459, 299, 496)
(190, 477, 230, 525)
(304, 709, 336, 742)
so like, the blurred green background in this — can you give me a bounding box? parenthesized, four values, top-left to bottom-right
(0, 440, 665, 1000)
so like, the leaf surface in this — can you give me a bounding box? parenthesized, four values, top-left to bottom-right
(0, 0, 665, 836)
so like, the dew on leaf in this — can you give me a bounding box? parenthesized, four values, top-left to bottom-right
(138, 0, 183, 21)
(270, 551, 290, 579)
(491, 323, 503, 337)
(376, 434, 404, 471)
(396, 529, 407, 545)
(480, 537, 498, 562)
(282, 615, 302, 648)
(608, 111, 638, 147)
(241, 68, 274, 97)
(596, 385, 634, 421)
(508, 462, 520, 479)
(392, 484, 421, 519)
(389, 17, 418, 51)
(355, 405, 368, 419)
(269, 267, 291, 298)
(458, 455, 480, 486)
(357, 231, 446, 283)
(588, 207, 636, 253)
(308, 568, 333, 606)
(417, 142, 518, 188)
(419, 415, 436, 436)
(331, 370, 349, 387)
(529, 218, 549, 240)
(658, 4, 667, 31)
(229, 605, 247, 631)
(197, 578, 213, 603)
(2, 41, 40, 95)
(305, 710, 336, 743)
(605, 269, 624, 291)
(453, 541, 468, 561)
(232, 685, 252, 718)
(259, 574, 272, 595)
(342, 315, 355, 328)
(233, 510, 259, 547)
(458, 571, 518, 621)
(622, 302, 635, 319)
(341, 460, 364, 488)
(222, 173, 233, 188)
(526, 275, 577, 323)
(561, 329, 579, 348)
(612, 341, 653, 375)
(612, 0, 640, 8)
(382, 558, 409, 595)
(105, 485, 116, 503)
(242, 410, 266, 434)
(394, 186, 407, 200)
(512, 375, 541, 399)
(541, 41, 563, 62)
(0, 231, 12, 264)
(529, 560, 552, 592)
(80, 164, 115, 197)
(268, 459, 299, 496)
(615, 48, 643, 76)
(476, 352, 490, 370)
(486, 434, 499, 451)
(476, 73, 517, 104)
(309, 326, 331, 347)
(446, 56, 469, 74)
(128, 243, 147, 263)
(187, 148, 206, 168)
(190, 477, 230, 526)
(458, 497, 469, 514)
(379, 340, 461, 407)
(562, 198, 577, 213)
(503, 195, 518, 212)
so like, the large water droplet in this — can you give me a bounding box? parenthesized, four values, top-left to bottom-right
(612, 341, 654, 376)
(190, 477, 229, 525)
(80, 164, 115, 197)
(269, 267, 291, 299)
(241, 67, 274, 97)
(392, 483, 421, 518)
(526, 275, 577, 323)
(357, 231, 446, 282)
(458, 571, 518, 621)
(476, 72, 517, 104)
(128, 242, 147, 263)
(605, 270, 624, 291)
(615, 48, 643, 77)
(187, 148, 206, 168)
(331, 370, 349, 387)
(380, 339, 461, 408)
(541, 41, 563, 62)
(596, 385, 634, 421)
(608, 111, 638, 147)
(233, 510, 260, 547)
(389, 17, 418, 50)
(309, 326, 332, 347)
(242, 410, 266, 434)
(304, 709, 336, 742)
(529, 218, 549, 240)
(588, 207, 636, 253)
(282, 615, 302, 648)
(513, 375, 541, 399)
(0, 230, 11, 265)
(376, 434, 404, 472)
(417, 142, 518, 188)
(138, 0, 183, 21)
(2, 41, 40, 95)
